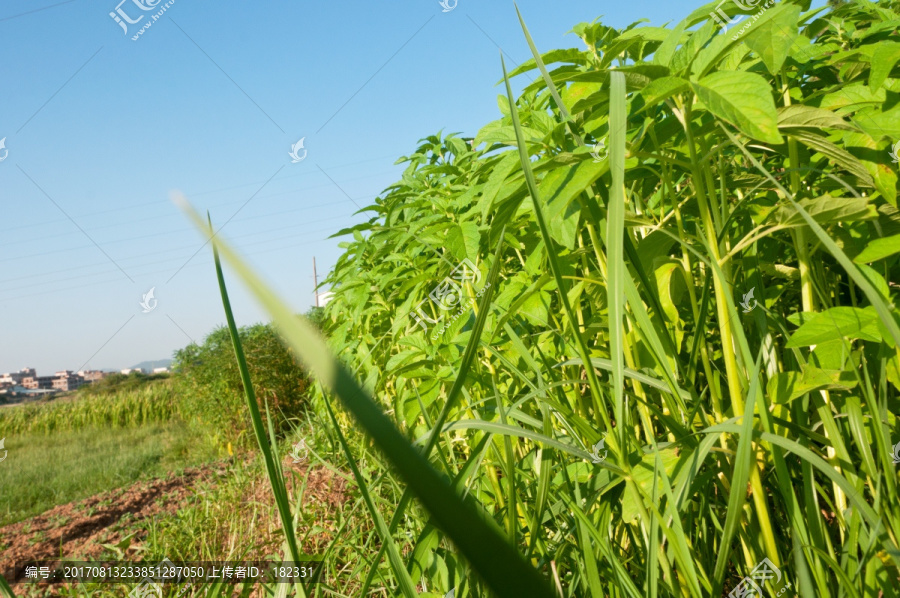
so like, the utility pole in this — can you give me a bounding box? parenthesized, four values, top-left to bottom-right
(313, 256, 319, 308)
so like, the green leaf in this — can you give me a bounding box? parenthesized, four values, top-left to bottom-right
(777, 105, 857, 131)
(767, 366, 859, 404)
(785, 306, 882, 347)
(741, 3, 800, 74)
(869, 41, 900, 90)
(691, 71, 783, 144)
(538, 159, 604, 248)
(621, 446, 681, 523)
(712, 348, 764, 594)
(448, 221, 480, 263)
(819, 83, 885, 112)
(856, 263, 890, 300)
(0, 573, 15, 598)
(854, 234, 900, 263)
(786, 130, 875, 184)
(637, 76, 690, 113)
(608, 70, 628, 456)
(770, 194, 877, 226)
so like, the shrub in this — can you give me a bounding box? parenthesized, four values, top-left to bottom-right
(172, 322, 310, 442)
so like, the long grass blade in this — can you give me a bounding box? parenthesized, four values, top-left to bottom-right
(210, 216, 304, 579)
(176, 195, 556, 598)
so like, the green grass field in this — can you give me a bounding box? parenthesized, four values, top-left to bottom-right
(0, 422, 214, 527)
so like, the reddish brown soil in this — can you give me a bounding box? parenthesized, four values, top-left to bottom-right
(0, 462, 230, 586)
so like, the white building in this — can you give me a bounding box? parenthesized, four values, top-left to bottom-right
(318, 291, 334, 306)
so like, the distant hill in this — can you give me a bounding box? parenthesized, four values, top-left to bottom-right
(130, 359, 173, 371)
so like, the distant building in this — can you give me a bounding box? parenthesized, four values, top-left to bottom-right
(22, 375, 55, 390)
(0, 368, 37, 386)
(53, 374, 85, 392)
(152, 367, 169, 374)
(78, 370, 109, 382)
(120, 368, 148, 375)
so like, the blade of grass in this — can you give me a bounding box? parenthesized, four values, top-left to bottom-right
(711, 347, 764, 595)
(606, 69, 628, 457)
(0, 573, 14, 598)
(210, 215, 305, 595)
(318, 384, 419, 597)
(176, 196, 556, 598)
(500, 53, 611, 434)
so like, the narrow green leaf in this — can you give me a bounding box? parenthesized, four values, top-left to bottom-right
(711, 350, 762, 592)
(777, 105, 858, 131)
(500, 55, 612, 435)
(607, 70, 628, 456)
(0, 573, 14, 598)
(211, 218, 303, 571)
(320, 391, 419, 598)
(176, 195, 556, 598)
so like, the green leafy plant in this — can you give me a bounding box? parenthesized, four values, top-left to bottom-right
(304, 1, 900, 595)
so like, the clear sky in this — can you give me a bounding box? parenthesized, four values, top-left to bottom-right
(0, 0, 800, 374)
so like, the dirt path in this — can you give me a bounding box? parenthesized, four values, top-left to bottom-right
(0, 461, 230, 585)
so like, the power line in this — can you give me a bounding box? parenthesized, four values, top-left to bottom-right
(2, 168, 392, 248)
(0, 224, 346, 304)
(0, 214, 364, 294)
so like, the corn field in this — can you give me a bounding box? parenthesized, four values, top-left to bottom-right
(0, 382, 177, 435)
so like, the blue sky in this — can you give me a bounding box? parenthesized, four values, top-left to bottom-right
(0, 0, 748, 374)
